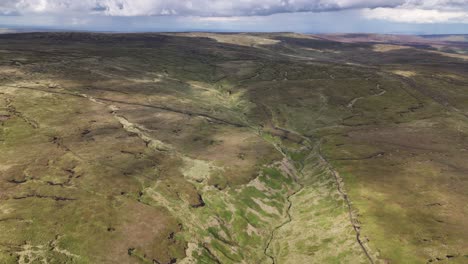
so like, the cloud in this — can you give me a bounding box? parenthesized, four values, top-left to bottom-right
(363, 8, 468, 23)
(361, 0, 468, 23)
(0, 1, 407, 16)
(0, 0, 467, 24)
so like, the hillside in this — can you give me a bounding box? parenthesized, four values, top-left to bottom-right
(0, 32, 467, 264)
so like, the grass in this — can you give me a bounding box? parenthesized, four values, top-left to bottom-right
(0, 32, 467, 263)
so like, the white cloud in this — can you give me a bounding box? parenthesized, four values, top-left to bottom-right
(0, 0, 467, 24)
(0, 0, 407, 16)
(363, 7, 468, 23)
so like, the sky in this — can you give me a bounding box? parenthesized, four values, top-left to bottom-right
(0, 0, 468, 34)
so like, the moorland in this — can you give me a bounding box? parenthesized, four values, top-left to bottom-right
(0, 32, 467, 263)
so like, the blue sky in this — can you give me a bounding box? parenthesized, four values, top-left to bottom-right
(1, 1, 468, 34)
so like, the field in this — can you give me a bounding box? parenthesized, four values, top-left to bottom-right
(0, 32, 467, 263)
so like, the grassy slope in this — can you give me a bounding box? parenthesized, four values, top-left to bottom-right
(0, 33, 466, 263)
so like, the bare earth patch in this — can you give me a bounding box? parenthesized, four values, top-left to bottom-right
(392, 70, 417, 77)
